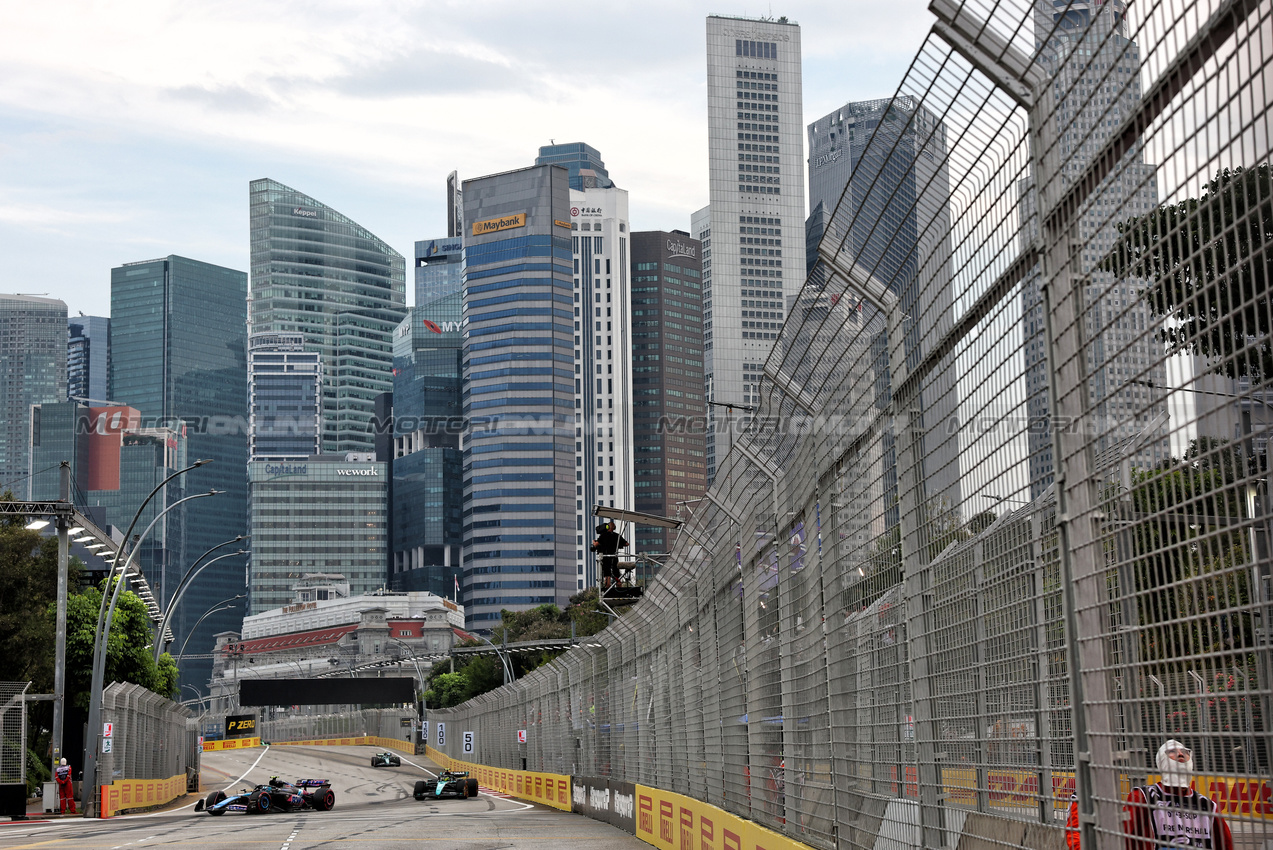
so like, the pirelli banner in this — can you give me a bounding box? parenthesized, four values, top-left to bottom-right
(202, 736, 261, 752)
(425, 746, 571, 811)
(632, 785, 812, 850)
(271, 735, 413, 754)
(100, 773, 188, 818)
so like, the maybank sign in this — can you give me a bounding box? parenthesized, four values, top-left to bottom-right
(471, 213, 526, 236)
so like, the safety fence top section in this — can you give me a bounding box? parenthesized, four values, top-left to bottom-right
(98, 683, 194, 785)
(434, 1, 1272, 849)
(0, 681, 30, 786)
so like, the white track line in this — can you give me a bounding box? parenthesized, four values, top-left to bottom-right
(132, 744, 275, 817)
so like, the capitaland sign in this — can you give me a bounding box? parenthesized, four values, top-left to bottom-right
(471, 213, 526, 236)
(291, 207, 319, 217)
(337, 468, 379, 476)
(265, 463, 307, 476)
(666, 238, 697, 259)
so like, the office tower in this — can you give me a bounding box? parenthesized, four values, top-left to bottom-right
(248, 333, 321, 461)
(110, 256, 247, 693)
(567, 182, 635, 588)
(0, 294, 67, 497)
(248, 178, 407, 454)
(630, 231, 708, 559)
(389, 236, 465, 597)
(703, 16, 806, 482)
(67, 315, 111, 402)
(1022, 0, 1164, 497)
(246, 454, 389, 613)
(461, 165, 576, 626)
(691, 207, 716, 480)
(30, 401, 185, 585)
(806, 96, 961, 509)
(534, 142, 614, 190)
(447, 172, 464, 238)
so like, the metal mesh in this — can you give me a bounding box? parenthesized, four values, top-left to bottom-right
(259, 708, 415, 744)
(98, 683, 192, 784)
(0, 682, 30, 786)
(431, 0, 1273, 847)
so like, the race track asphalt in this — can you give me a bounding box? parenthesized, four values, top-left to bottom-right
(0, 745, 646, 850)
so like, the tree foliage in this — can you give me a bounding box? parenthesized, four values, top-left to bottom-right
(423, 588, 613, 708)
(0, 500, 83, 688)
(1100, 163, 1272, 380)
(1123, 439, 1253, 662)
(64, 584, 179, 711)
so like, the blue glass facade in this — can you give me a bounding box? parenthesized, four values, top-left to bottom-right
(67, 315, 111, 402)
(534, 143, 615, 190)
(248, 333, 320, 461)
(0, 295, 67, 497)
(110, 256, 248, 695)
(248, 179, 407, 454)
(460, 165, 577, 626)
(389, 237, 465, 596)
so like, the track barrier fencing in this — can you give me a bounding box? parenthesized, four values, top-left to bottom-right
(431, 0, 1273, 847)
(97, 682, 197, 817)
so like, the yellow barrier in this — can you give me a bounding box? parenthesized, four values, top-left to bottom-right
(202, 736, 261, 751)
(100, 773, 188, 818)
(270, 735, 414, 753)
(635, 784, 812, 850)
(425, 746, 572, 811)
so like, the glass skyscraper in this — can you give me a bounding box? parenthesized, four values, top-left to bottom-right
(110, 255, 248, 695)
(703, 15, 806, 483)
(248, 332, 321, 461)
(67, 315, 111, 402)
(534, 143, 614, 190)
(629, 231, 708, 559)
(461, 165, 577, 626)
(0, 294, 67, 497)
(247, 457, 389, 612)
(1021, 0, 1165, 497)
(806, 96, 961, 512)
(248, 178, 407, 454)
(390, 237, 464, 597)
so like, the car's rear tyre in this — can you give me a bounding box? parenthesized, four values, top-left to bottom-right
(205, 790, 227, 815)
(413, 780, 427, 800)
(311, 789, 335, 811)
(251, 791, 271, 813)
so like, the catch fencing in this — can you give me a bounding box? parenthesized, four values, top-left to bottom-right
(0, 682, 29, 788)
(434, 0, 1272, 848)
(260, 708, 417, 745)
(97, 683, 197, 791)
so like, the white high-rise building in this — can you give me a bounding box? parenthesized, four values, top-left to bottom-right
(704, 15, 805, 482)
(570, 187, 635, 588)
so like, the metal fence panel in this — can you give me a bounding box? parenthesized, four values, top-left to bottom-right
(429, 0, 1272, 846)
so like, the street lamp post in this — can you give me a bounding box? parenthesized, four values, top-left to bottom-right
(154, 537, 248, 664)
(471, 633, 514, 685)
(83, 461, 215, 817)
(175, 594, 246, 659)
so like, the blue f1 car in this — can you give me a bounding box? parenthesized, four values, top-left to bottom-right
(196, 777, 335, 815)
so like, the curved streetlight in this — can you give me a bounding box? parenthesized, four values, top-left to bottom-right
(154, 536, 247, 664)
(155, 548, 249, 665)
(83, 466, 215, 816)
(174, 594, 246, 659)
(471, 633, 514, 685)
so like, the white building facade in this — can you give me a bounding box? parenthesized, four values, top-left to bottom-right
(570, 187, 636, 588)
(703, 15, 806, 482)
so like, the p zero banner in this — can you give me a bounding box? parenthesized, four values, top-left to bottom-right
(225, 714, 256, 738)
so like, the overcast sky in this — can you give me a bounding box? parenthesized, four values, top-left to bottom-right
(0, 1, 934, 317)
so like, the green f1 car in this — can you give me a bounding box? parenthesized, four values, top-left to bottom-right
(413, 770, 479, 800)
(371, 751, 402, 767)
